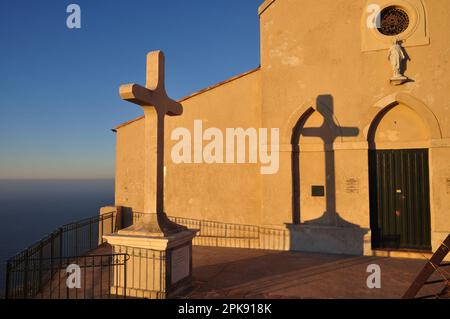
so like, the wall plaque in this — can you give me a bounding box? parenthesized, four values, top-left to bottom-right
(171, 245, 190, 284)
(312, 186, 325, 197)
(346, 178, 360, 194)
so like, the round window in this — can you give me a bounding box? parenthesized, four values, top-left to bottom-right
(378, 6, 410, 36)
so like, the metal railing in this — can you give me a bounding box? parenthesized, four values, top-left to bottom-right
(113, 245, 166, 299)
(171, 216, 289, 250)
(131, 212, 289, 251)
(2, 209, 289, 298)
(7, 254, 128, 299)
(0, 263, 6, 298)
(3, 212, 119, 299)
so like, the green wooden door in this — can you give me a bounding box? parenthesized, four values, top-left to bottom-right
(369, 149, 431, 251)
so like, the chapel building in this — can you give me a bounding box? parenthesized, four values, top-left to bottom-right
(108, 0, 450, 257)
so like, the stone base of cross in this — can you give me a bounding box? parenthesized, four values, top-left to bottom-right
(119, 212, 187, 238)
(103, 51, 197, 298)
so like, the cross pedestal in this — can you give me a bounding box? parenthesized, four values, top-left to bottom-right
(103, 51, 196, 299)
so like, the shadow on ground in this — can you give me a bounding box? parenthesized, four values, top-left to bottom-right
(182, 246, 431, 299)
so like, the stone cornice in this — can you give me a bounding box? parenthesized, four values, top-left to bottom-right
(258, 0, 277, 16)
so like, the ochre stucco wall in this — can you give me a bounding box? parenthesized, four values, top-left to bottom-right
(115, 119, 145, 214)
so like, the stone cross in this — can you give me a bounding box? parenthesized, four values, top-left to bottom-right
(119, 51, 186, 236)
(301, 95, 359, 226)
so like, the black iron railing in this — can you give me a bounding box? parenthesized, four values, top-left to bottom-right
(175, 216, 288, 250)
(131, 212, 288, 251)
(7, 254, 128, 299)
(113, 245, 166, 299)
(2, 209, 288, 299)
(3, 212, 119, 299)
(0, 263, 6, 298)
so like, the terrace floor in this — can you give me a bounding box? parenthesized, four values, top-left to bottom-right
(41, 244, 446, 299)
(184, 246, 436, 299)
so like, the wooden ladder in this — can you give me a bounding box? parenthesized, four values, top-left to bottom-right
(403, 234, 450, 299)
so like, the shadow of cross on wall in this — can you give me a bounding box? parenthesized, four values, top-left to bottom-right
(301, 95, 360, 227)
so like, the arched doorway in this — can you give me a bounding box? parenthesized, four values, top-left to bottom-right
(291, 95, 359, 226)
(368, 102, 432, 251)
(291, 107, 315, 224)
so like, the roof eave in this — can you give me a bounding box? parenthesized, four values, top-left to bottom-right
(258, 0, 276, 16)
(113, 66, 261, 131)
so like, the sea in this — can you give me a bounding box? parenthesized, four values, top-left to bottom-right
(0, 179, 115, 295)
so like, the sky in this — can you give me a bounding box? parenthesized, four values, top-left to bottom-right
(0, 0, 262, 179)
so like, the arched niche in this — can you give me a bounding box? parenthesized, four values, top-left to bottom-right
(363, 93, 442, 145)
(368, 102, 431, 149)
(290, 95, 358, 225)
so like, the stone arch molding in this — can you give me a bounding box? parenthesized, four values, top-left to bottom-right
(284, 98, 347, 146)
(362, 92, 443, 141)
(284, 100, 315, 143)
(361, 0, 429, 52)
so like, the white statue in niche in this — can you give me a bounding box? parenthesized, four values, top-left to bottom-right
(388, 38, 408, 85)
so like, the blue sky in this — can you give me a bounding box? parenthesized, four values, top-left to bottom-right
(0, 0, 261, 179)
